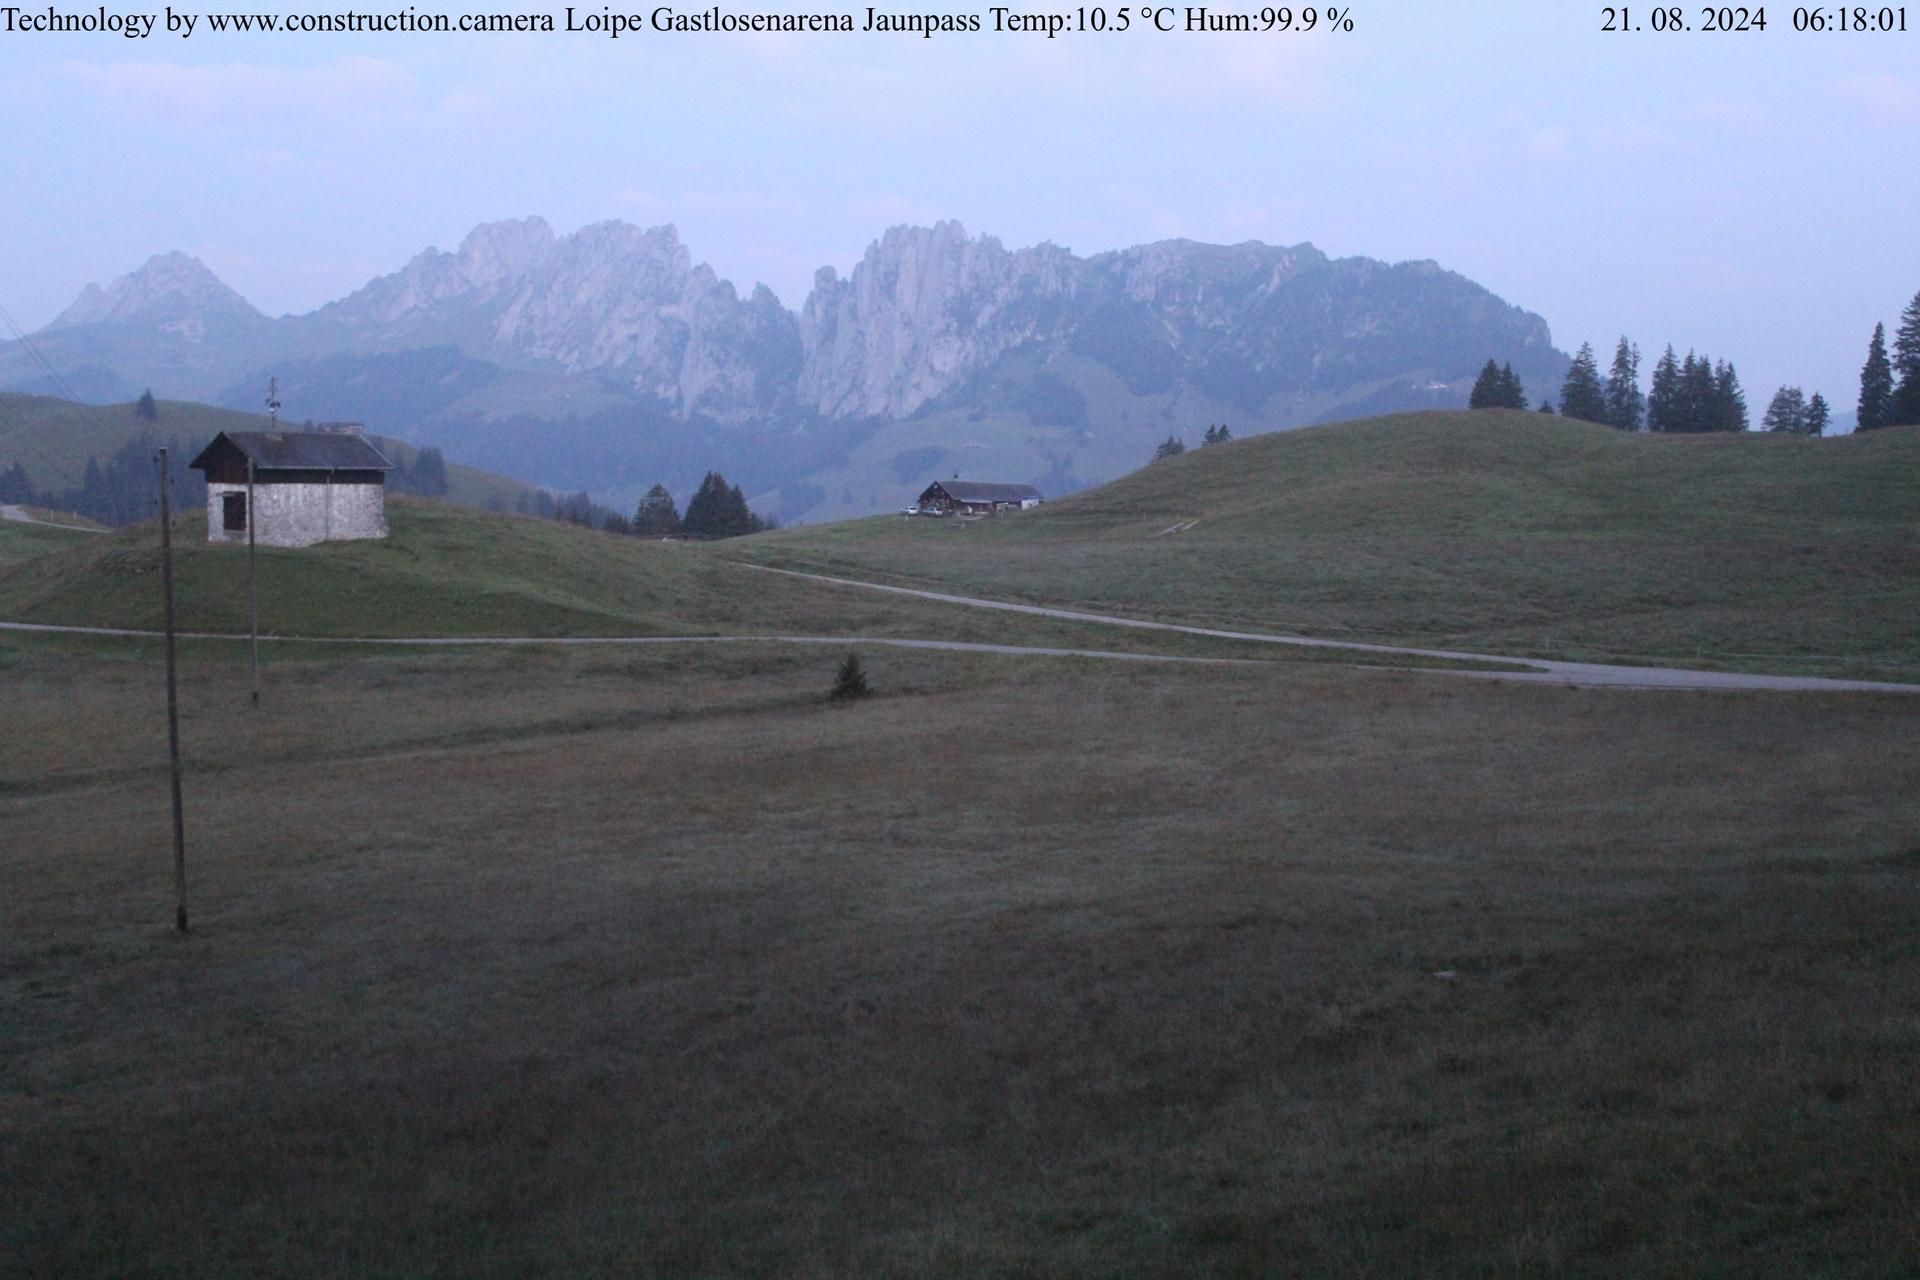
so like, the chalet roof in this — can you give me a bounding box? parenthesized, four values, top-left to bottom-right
(925, 480, 1042, 503)
(188, 430, 392, 473)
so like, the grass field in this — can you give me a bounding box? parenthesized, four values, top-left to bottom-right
(0, 499, 1525, 672)
(741, 412, 1920, 677)
(4, 412, 1916, 1274)
(0, 516, 98, 567)
(3, 635, 1917, 1276)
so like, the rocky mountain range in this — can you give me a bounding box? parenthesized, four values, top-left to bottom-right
(2, 217, 1567, 522)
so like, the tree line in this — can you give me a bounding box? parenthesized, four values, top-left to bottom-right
(515, 470, 776, 540)
(2, 432, 208, 525)
(1472, 287, 1920, 436)
(1152, 423, 1233, 462)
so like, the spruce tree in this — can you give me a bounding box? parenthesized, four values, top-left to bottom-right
(1558, 342, 1608, 424)
(1647, 345, 1680, 433)
(1891, 290, 1920, 426)
(1603, 337, 1643, 431)
(1468, 360, 1503, 409)
(135, 389, 158, 422)
(0, 461, 32, 503)
(1676, 352, 1715, 433)
(1538, 399, 1554, 414)
(1761, 386, 1808, 434)
(1713, 361, 1748, 432)
(1858, 322, 1894, 431)
(1153, 435, 1186, 461)
(1805, 393, 1831, 437)
(830, 652, 871, 701)
(634, 483, 680, 535)
(1498, 363, 1526, 409)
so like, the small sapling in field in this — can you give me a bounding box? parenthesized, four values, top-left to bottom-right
(830, 652, 871, 701)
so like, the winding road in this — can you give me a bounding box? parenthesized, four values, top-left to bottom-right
(731, 564, 1920, 695)
(0, 504, 104, 532)
(2, 560, 1914, 693)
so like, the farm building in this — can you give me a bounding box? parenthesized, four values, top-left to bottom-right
(188, 430, 393, 548)
(916, 480, 1043, 515)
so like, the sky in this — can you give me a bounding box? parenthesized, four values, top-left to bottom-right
(3, 0, 1917, 411)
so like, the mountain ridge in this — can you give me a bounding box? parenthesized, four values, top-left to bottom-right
(3, 217, 1569, 522)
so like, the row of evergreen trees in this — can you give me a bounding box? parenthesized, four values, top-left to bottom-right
(1856, 290, 1920, 432)
(633, 472, 776, 537)
(1474, 341, 1752, 433)
(1151, 423, 1234, 462)
(0, 433, 207, 525)
(514, 471, 775, 539)
(1475, 287, 1920, 437)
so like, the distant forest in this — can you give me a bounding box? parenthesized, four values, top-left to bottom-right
(0, 425, 451, 527)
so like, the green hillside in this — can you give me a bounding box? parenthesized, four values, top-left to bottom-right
(0, 498, 1322, 663)
(0, 392, 536, 513)
(742, 411, 1920, 674)
(0, 499, 842, 639)
(0, 515, 99, 567)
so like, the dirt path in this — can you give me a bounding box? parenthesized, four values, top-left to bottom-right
(6, 565, 1914, 694)
(0, 504, 104, 532)
(733, 564, 1920, 695)
(0, 621, 1265, 668)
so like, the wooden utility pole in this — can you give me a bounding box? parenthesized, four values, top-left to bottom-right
(252, 377, 278, 707)
(247, 456, 259, 706)
(155, 449, 189, 934)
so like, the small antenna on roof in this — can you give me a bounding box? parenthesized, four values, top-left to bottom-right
(265, 376, 281, 428)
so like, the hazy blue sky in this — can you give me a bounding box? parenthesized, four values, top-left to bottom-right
(4, 1, 1916, 409)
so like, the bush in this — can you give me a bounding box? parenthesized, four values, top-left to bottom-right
(830, 652, 871, 702)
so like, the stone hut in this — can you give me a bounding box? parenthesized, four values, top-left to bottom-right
(188, 430, 393, 548)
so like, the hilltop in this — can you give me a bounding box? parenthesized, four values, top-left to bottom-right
(741, 410, 1920, 675)
(0, 391, 537, 517)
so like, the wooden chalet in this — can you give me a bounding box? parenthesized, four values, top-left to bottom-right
(188, 430, 393, 548)
(916, 479, 1043, 516)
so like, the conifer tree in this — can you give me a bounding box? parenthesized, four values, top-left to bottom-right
(1891, 290, 1920, 426)
(135, 389, 158, 422)
(1468, 359, 1503, 409)
(830, 652, 872, 701)
(1498, 362, 1526, 409)
(0, 461, 32, 503)
(1762, 386, 1808, 434)
(633, 483, 680, 535)
(1805, 393, 1831, 437)
(681, 472, 760, 537)
(1647, 345, 1681, 433)
(1713, 361, 1748, 432)
(1858, 322, 1895, 431)
(1604, 337, 1643, 432)
(1538, 399, 1554, 413)
(1558, 342, 1608, 424)
(1468, 359, 1527, 410)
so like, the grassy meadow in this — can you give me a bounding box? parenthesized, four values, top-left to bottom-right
(741, 412, 1920, 678)
(4, 410, 1918, 1275)
(0, 499, 1518, 671)
(0, 516, 98, 567)
(3, 633, 1918, 1276)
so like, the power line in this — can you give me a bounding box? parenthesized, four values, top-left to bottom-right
(0, 298, 83, 404)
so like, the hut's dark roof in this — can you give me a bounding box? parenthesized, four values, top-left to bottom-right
(188, 431, 392, 473)
(924, 480, 1042, 503)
